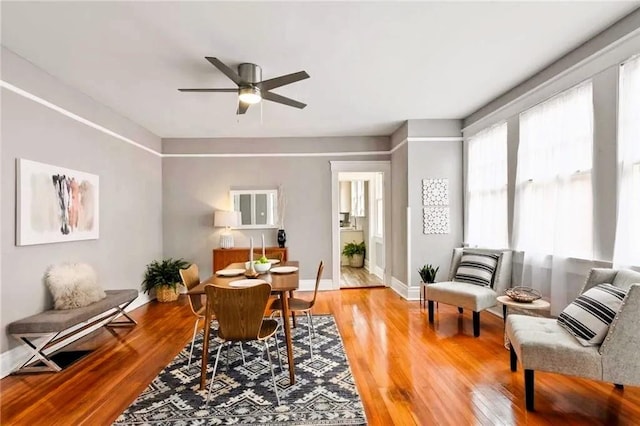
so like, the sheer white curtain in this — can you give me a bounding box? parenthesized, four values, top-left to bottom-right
(614, 56, 640, 267)
(514, 82, 594, 315)
(466, 122, 508, 248)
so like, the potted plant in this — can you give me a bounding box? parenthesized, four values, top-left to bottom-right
(142, 258, 190, 302)
(342, 241, 366, 268)
(418, 264, 439, 284)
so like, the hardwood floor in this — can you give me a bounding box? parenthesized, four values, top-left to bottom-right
(1, 289, 639, 425)
(340, 265, 384, 288)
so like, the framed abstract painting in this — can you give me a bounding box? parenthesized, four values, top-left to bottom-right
(16, 159, 99, 246)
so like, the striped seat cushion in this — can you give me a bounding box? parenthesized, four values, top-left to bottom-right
(453, 252, 500, 288)
(557, 283, 627, 346)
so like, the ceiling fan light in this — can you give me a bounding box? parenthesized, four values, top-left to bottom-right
(238, 86, 261, 104)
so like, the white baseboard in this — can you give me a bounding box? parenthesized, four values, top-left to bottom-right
(298, 279, 334, 292)
(406, 284, 420, 301)
(390, 277, 421, 301)
(0, 291, 152, 379)
(364, 259, 369, 271)
(373, 265, 384, 280)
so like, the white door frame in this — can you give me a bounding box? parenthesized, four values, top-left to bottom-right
(330, 161, 391, 289)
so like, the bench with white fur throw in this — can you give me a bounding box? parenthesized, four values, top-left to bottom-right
(8, 289, 138, 373)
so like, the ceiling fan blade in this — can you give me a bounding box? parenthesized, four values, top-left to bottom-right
(205, 57, 241, 85)
(178, 88, 238, 92)
(262, 91, 306, 109)
(237, 101, 250, 115)
(259, 71, 309, 91)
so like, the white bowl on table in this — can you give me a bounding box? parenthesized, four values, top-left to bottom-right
(245, 261, 272, 273)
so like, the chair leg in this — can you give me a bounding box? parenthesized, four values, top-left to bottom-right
(206, 343, 225, 403)
(525, 369, 534, 411)
(615, 384, 624, 389)
(510, 345, 517, 372)
(225, 342, 230, 370)
(428, 301, 434, 323)
(458, 307, 463, 314)
(274, 330, 283, 372)
(473, 311, 480, 337)
(239, 342, 246, 365)
(187, 318, 200, 368)
(310, 312, 316, 337)
(306, 311, 313, 358)
(263, 340, 281, 405)
(268, 311, 283, 362)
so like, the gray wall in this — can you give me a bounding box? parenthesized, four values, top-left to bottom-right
(390, 137, 408, 284)
(391, 121, 408, 149)
(408, 119, 462, 138)
(407, 120, 463, 287)
(162, 137, 389, 280)
(1, 48, 163, 353)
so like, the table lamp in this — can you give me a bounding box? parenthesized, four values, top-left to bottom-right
(214, 210, 240, 249)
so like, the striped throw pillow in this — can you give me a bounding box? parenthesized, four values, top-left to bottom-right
(454, 253, 500, 288)
(557, 283, 627, 346)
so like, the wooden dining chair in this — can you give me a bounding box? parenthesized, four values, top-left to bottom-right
(179, 264, 204, 368)
(270, 261, 324, 358)
(205, 283, 282, 405)
(179, 264, 246, 368)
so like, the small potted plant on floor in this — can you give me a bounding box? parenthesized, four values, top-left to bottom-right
(342, 241, 366, 268)
(418, 264, 439, 285)
(142, 258, 190, 302)
(418, 264, 439, 306)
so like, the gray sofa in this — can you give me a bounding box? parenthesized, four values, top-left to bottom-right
(426, 248, 512, 337)
(507, 268, 640, 411)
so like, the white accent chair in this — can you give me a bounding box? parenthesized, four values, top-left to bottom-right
(426, 248, 512, 337)
(507, 268, 640, 411)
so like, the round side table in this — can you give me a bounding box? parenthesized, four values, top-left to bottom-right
(497, 295, 551, 349)
(497, 295, 551, 324)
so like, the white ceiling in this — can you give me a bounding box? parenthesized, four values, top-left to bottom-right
(1, 1, 638, 138)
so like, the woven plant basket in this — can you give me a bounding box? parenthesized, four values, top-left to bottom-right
(349, 253, 364, 268)
(156, 285, 179, 302)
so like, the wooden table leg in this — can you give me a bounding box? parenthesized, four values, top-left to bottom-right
(200, 309, 211, 390)
(280, 290, 295, 384)
(289, 290, 297, 327)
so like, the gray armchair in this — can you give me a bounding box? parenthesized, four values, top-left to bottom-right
(426, 248, 512, 337)
(507, 267, 640, 411)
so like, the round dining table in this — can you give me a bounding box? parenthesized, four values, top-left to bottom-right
(188, 261, 300, 390)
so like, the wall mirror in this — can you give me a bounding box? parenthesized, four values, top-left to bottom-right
(230, 189, 278, 229)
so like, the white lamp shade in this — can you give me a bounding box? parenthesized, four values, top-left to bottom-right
(215, 210, 240, 228)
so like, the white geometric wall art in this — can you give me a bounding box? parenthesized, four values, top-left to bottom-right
(423, 207, 450, 234)
(422, 178, 448, 206)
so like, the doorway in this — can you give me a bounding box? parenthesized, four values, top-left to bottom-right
(330, 161, 391, 289)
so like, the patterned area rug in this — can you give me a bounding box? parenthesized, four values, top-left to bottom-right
(115, 314, 367, 425)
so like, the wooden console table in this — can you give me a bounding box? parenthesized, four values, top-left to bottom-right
(212, 247, 288, 272)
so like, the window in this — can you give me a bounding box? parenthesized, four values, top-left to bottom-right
(466, 122, 508, 247)
(351, 180, 365, 217)
(374, 173, 383, 237)
(230, 189, 278, 228)
(613, 56, 640, 266)
(514, 81, 594, 259)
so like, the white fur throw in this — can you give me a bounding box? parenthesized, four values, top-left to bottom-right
(45, 263, 106, 310)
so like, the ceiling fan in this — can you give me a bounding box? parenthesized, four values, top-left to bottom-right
(178, 57, 310, 114)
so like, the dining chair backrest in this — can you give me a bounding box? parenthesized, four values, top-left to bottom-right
(205, 283, 271, 341)
(179, 264, 200, 290)
(309, 261, 325, 306)
(253, 250, 284, 262)
(180, 264, 203, 314)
